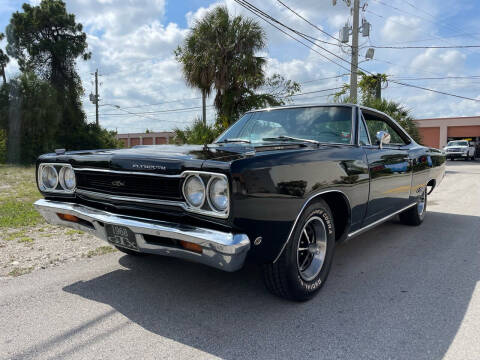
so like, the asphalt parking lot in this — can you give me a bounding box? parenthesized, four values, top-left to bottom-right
(1, 160, 479, 360)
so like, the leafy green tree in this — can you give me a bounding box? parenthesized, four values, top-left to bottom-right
(362, 97, 422, 143)
(333, 72, 421, 143)
(6, 0, 91, 149)
(0, 73, 61, 163)
(1, 0, 120, 163)
(0, 33, 9, 85)
(0, 129, 6, 163)
(173, 118, 223, 145)
(175, 6, 300, 128)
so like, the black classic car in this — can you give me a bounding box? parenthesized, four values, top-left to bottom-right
(34, 104, 445, 301)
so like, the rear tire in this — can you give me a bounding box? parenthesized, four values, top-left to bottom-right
(400, 187, 427, 226)
(263, 199, 336, 301)
(115, 246, 145, 256)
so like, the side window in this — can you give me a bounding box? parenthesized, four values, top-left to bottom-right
(364, 117, 407, 146)
(358, 115, 370, 145)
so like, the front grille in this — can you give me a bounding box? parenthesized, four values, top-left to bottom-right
(447, 148, 461, 152)
(76, 171, 182, 200)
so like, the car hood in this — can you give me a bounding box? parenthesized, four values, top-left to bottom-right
(40, 142, 311, 175)
(444, 145, 468, 149)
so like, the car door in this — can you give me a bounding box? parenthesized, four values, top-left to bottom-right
(359, 110, 413, 225)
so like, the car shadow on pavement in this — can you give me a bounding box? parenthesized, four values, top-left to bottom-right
(63, 210, 480, 359)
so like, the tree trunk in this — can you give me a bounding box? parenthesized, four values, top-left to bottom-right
(1, 65, 5, 85)
(7, 84, 22, 164)
(202, 89, 206, 125)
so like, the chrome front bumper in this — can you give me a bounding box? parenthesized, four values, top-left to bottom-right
(34, 199, 250, 272)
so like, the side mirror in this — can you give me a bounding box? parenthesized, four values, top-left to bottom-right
(376, 130, 391, 149)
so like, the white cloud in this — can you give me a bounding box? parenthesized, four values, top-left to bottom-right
(381, 15, 423, 43)
(410, 48, 466, 75)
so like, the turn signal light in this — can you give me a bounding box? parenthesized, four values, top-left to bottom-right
(57, 213, 79, 223)
(179, 240, 202, 253)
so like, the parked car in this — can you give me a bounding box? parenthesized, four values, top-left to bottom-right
(443, 140, 476, 160)
(34, 104, 446, 301)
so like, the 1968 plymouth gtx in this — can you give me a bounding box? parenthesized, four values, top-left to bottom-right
(34, 104, 445, 301)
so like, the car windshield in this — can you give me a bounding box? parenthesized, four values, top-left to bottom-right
(216, 106, 353, 144)
(447, 141, 468, 146)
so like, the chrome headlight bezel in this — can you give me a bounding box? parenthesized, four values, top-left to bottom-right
(182, 174, 206, 209)
(181, 171, 230, 218)
(59, 166, 76, 191)
(38, 163, 76, 194)
(207, 176, 229, 212)
(38, 164, 59, 191)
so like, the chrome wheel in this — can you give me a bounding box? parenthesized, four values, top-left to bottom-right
(296, 216, 328, 281)
(417, 188, 427, 216)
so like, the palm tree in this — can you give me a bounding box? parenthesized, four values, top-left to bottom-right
(175, 6, 266, 125)
(174, 31, 214, 125)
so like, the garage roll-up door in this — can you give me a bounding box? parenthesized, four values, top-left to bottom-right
(419, 127, 440, 148)
(447, 126, 480, 137)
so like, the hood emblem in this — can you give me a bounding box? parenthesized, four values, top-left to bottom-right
(111, 180, 126, 187)
(132, 163, 167, 171)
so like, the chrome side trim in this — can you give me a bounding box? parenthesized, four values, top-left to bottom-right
(347, 202, 417, 239)
(273, 190, 351, 263)
(34, 199, 250, 272)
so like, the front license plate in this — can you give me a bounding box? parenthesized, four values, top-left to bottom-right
(106, 224, 138, 250)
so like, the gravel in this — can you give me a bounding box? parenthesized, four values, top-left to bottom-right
(0, 223, 114, 277)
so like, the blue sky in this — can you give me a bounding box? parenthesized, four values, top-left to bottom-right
(1, 0, 480, 133)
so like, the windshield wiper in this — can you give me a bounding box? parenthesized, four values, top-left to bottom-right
(262, 136, 319, 145)
(216, 138, 251, 144)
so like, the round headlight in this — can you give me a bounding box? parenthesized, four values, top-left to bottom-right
(183, 175, 205, 208)
(208, 177, 228, 211)
(40, 165, 58, 190)
(59, 166, 76, 191)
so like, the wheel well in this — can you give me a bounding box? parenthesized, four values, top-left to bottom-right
(319, 192, 351, 242)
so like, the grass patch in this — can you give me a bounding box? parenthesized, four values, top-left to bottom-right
(84, 246, 116, 258)
(3, 230, 26, 241)
(0, 165, 43, 228)
(8, 266, 34, 277)
(17, 236, 34, 244)
(0, 200, 42, 228)
(65, 229, 84, 235)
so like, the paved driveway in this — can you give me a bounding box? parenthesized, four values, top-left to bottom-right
(1, 161, 479, 360)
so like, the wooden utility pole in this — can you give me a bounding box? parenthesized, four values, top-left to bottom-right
(350, 0, 360, 103)
(95, 69, 99, 126)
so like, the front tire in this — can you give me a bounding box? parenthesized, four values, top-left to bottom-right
(399, 187, 427, 226)
(263, 199, 336, 301)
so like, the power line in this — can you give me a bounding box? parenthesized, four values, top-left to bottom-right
(388, 80, 480, 102)
(252, 2, 480, 103)
(285, 86, 344, 97)
(299, 73, 349, 84)
(391, 76, 480, 81)
(276, 0, 342, 43)
(232, 0, 352, 73)
(370, 45, 480, 49)
(95, 105, 215, 116)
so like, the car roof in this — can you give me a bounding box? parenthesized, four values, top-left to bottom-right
(246, 103, 356, 112)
